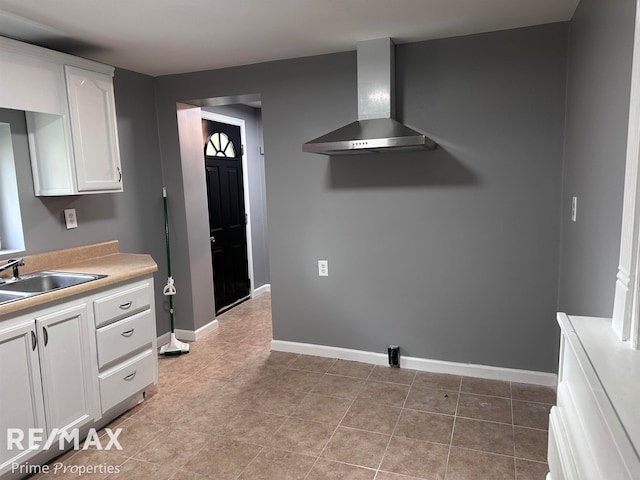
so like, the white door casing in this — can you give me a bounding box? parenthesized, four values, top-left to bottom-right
(613, 0, 640, 348)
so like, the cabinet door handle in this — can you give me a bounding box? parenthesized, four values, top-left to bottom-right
(121, 329, 135, 337)
(42, 326, 49, 347)
(123, 371, 137, 381)
(117, 167, 122, 183)
(31, 331, 37, 351)
(119, 301, 132, 310)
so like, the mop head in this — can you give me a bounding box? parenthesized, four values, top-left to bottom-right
(160, 332, 190, 356)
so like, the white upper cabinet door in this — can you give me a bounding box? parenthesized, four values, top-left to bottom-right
(0, 317, 46, 475)
(65, 66, 123, 192)
(36, 303, 99, 434)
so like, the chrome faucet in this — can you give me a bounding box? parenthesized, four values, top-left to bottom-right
(0, 258, 25, 282)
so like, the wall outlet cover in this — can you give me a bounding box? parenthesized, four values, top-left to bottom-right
(64, 208, 78, 229)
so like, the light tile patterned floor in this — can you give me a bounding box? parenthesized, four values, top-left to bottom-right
(33, 293, 553, 479)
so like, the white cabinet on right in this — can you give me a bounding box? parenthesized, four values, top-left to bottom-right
(64, 66, 122, 193)
(548, 314, 640, 480)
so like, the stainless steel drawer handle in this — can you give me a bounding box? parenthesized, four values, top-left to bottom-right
(119, 301, 132, 310)
(123, 371, 137, 381)
(121, 329, 135, 337)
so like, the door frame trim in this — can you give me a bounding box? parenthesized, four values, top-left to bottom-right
(201, 110, 255, 298)
(612, 1, 640, 346)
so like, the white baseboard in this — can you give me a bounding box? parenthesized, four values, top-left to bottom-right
(157, 331, 170, 346)
(271, 340, 557, 387)
(157, 318, 219, 344)
(253, 284, 271, 297)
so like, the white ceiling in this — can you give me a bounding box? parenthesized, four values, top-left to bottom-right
(0, 0, 579, 77)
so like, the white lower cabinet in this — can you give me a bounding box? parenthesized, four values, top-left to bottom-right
(36, 303, 98, 434)
(0, 276, 157, 479)
(0, 318, 46, 474)
(549, 314, 640, 480)
(93, 278, 158, 414)
(98, 349, 155, 413)
(0, 302, 98, 478)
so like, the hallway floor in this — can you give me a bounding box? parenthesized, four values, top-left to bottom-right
(34, 293, 553, 479)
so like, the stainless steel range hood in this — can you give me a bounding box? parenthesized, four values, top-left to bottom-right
(303, 38, 437, 155)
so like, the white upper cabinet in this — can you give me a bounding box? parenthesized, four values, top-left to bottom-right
(0, 48, 67, 115)
(65, 66, 123, 192)
(0, 36, 123, 195)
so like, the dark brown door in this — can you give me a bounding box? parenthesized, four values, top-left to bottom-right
(202, 118, 250, 313)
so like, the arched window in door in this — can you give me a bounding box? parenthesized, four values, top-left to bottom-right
(205, 131, 237, 158)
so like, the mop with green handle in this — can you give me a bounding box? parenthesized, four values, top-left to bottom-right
(159, 187, 189, 355)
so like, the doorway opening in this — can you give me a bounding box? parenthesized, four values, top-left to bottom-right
(202, 111, 251, 314)
(198, 98, 270, 318)
(173, 94, 270, 338)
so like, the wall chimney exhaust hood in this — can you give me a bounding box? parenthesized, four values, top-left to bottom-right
(303, 38, 437, 155)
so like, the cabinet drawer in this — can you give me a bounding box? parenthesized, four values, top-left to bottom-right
(96, 309, 154, 368)
(98, 349, 154, 413)
(94, 281, 151, 327)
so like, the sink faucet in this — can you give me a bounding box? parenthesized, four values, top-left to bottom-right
(0, 258, 25, 282)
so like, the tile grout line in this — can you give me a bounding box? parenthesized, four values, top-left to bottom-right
(452, 414, 519, 427)
(233, 445, 266, 480)
(372, 368, 416, 479)
(443, 375, 463, 479)
(300, 359, 356, 480)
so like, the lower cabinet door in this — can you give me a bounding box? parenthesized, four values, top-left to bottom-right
(37, 303, 98, 434)
(0, 318, 46, 475)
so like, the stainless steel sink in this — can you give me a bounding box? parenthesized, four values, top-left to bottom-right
(0, 290, 30, 305)
(0, 271, 106, 306)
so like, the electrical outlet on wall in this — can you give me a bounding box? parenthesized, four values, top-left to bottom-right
(318, 260, 328, 276)
(64, 208, 78, 229)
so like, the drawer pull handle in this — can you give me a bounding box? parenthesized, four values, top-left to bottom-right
(121, 329, 135, 337)
(119, 301, 133, 310)
(43, 326, 49, 347)
(123, 371, 137, 381)
(31, 331, 37, 351)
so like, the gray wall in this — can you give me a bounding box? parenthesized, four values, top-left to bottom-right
(203, 104, 270, 289)
(112, 68, 167, 333)
(0, 68, 168, 334)
(557, 0, 636, 317)
(156, 23, 567, 372)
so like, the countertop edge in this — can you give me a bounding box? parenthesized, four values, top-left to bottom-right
(0, 253, 158, 317)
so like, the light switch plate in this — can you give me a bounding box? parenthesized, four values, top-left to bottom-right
(64, 208, 78, 229)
